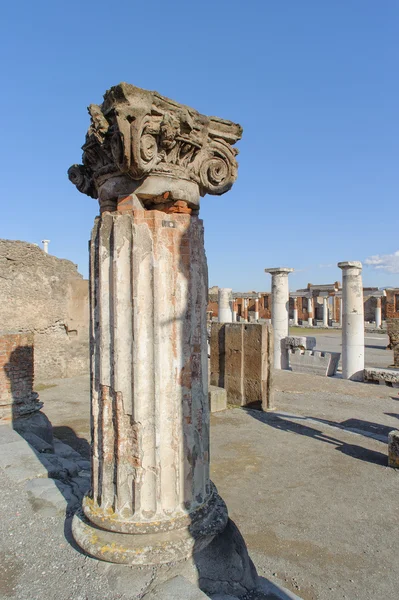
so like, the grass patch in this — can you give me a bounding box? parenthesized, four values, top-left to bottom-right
(289, 326, 338, 335)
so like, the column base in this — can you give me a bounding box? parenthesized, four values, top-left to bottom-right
(72, 488, 228, 565)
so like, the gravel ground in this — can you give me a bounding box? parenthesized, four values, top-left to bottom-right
(2, 371, 399, 600)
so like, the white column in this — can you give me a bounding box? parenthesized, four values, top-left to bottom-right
(265, 267, 293, 369)
(338, 261, 364, 381)
(254, 298, 259, 321)
(339, 297, 343, 328)
(307, 296, 313, 327)
(323, 296, 329, 327)
(42, 239, 50, 253)
(218, 288, 233, 323)
(375, 297, 382, 329)
(292, 297, 298, 326)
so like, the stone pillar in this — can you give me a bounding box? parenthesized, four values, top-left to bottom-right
(243, 298, 248, 322)
(218, 288, 233, 323)
(339, 297, 343, 328)
(292, 297, 298, 326)
(254, 298, 259, 321)
(68, 82, 242, 565)
(41, 239, 50, 253)
(323, 296, 329, 328)
(232, 300, 238, 322)
(265, 267, 293, 369)
(338, 261, 364, 381)
(375, 297, 382, 329)
(307, 296, 313, 327)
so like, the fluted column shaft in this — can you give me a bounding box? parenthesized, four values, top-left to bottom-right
(338, 261, 364, 381)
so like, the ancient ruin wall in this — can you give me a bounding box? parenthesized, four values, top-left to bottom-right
(0, 239, 89, 380)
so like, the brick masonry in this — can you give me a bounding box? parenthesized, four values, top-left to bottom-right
(0, 332, 41, 422)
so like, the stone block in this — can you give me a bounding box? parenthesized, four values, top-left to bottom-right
(388, 430, 399, 468)
(288, 349, 340, 377)
(210, 323, 273, 409)
(364, 367, 399, 385)
(143, 576, 209, 600)
(0, 439, 63, 483)
(284, 336, 316, 350)
(209, 386, 227, 413)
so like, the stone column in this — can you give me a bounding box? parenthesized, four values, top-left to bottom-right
(292, 296, 298, 326)
(218, 288, 233, 323)
(254, 298, 259, 321)
(41, 239, 50, 253)
(338, 261, 364, 381)
(232, 300, 238, 322)
(265, 267, 293, 369)
(307, 296, 313, 327)
(68, 82, 242, 565)
(375, 297, 382, 329)
(243, 298, 248, 322)
(323, 296, 329, 327)
(339, 297, 343, 328)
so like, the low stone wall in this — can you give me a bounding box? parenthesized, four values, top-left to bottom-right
(210, 322, 274, 409)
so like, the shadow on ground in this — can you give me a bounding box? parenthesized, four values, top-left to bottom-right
(244, 409, 388, 467)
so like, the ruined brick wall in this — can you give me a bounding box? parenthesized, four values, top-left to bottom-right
(387, 319, 399, 367)
(0, 332, 35, 420)
(386, 289, 399, 319)
(0, 240, 89, 381)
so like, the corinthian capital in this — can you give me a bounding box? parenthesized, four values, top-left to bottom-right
(68, 82, 242, 212)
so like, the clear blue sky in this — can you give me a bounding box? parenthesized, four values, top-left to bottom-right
(1, 1, 398, 292)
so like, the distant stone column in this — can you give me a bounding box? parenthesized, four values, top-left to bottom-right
(323, 297, 329, 327)
(218, 288, 233, 323)
(265, 267, 293, 369)
(41, 239, 50, 253)
(243, 298, 248, 322)
(375, 297, 382, 329)
(307, 296, 313, 327)
(68, 82, 243, 565)
(254, 298, 259, 321)
(338, 261, 364, 381)
(232, 300, 238, 322)
(292, 297, 298, 326)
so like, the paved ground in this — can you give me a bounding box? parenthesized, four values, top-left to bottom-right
(289, 327, 392, 369)
(25, 370, 399, 600)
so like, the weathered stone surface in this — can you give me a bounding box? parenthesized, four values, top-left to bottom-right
(25, 477, 79, 516)
(0, 440, 62, 483)
(23, 432, 53, 454)
(284, 336, 316, 350)
(143, 576, 209, 600)
(364, 367, 399, 384)
(210, 323, 274, 410)
(388, 430, 399, 468)
(209, 386, 227, 413)
(13, 411, 53, 445)
(288, 349, 340, 377)
(0, 240, 89, 380)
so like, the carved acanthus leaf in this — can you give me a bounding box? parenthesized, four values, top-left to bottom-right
(68, 83, 242, 205)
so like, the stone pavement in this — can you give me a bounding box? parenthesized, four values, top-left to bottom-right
(1, 371, 399, 599)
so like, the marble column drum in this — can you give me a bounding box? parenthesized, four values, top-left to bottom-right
(72, 208, 227, 564)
